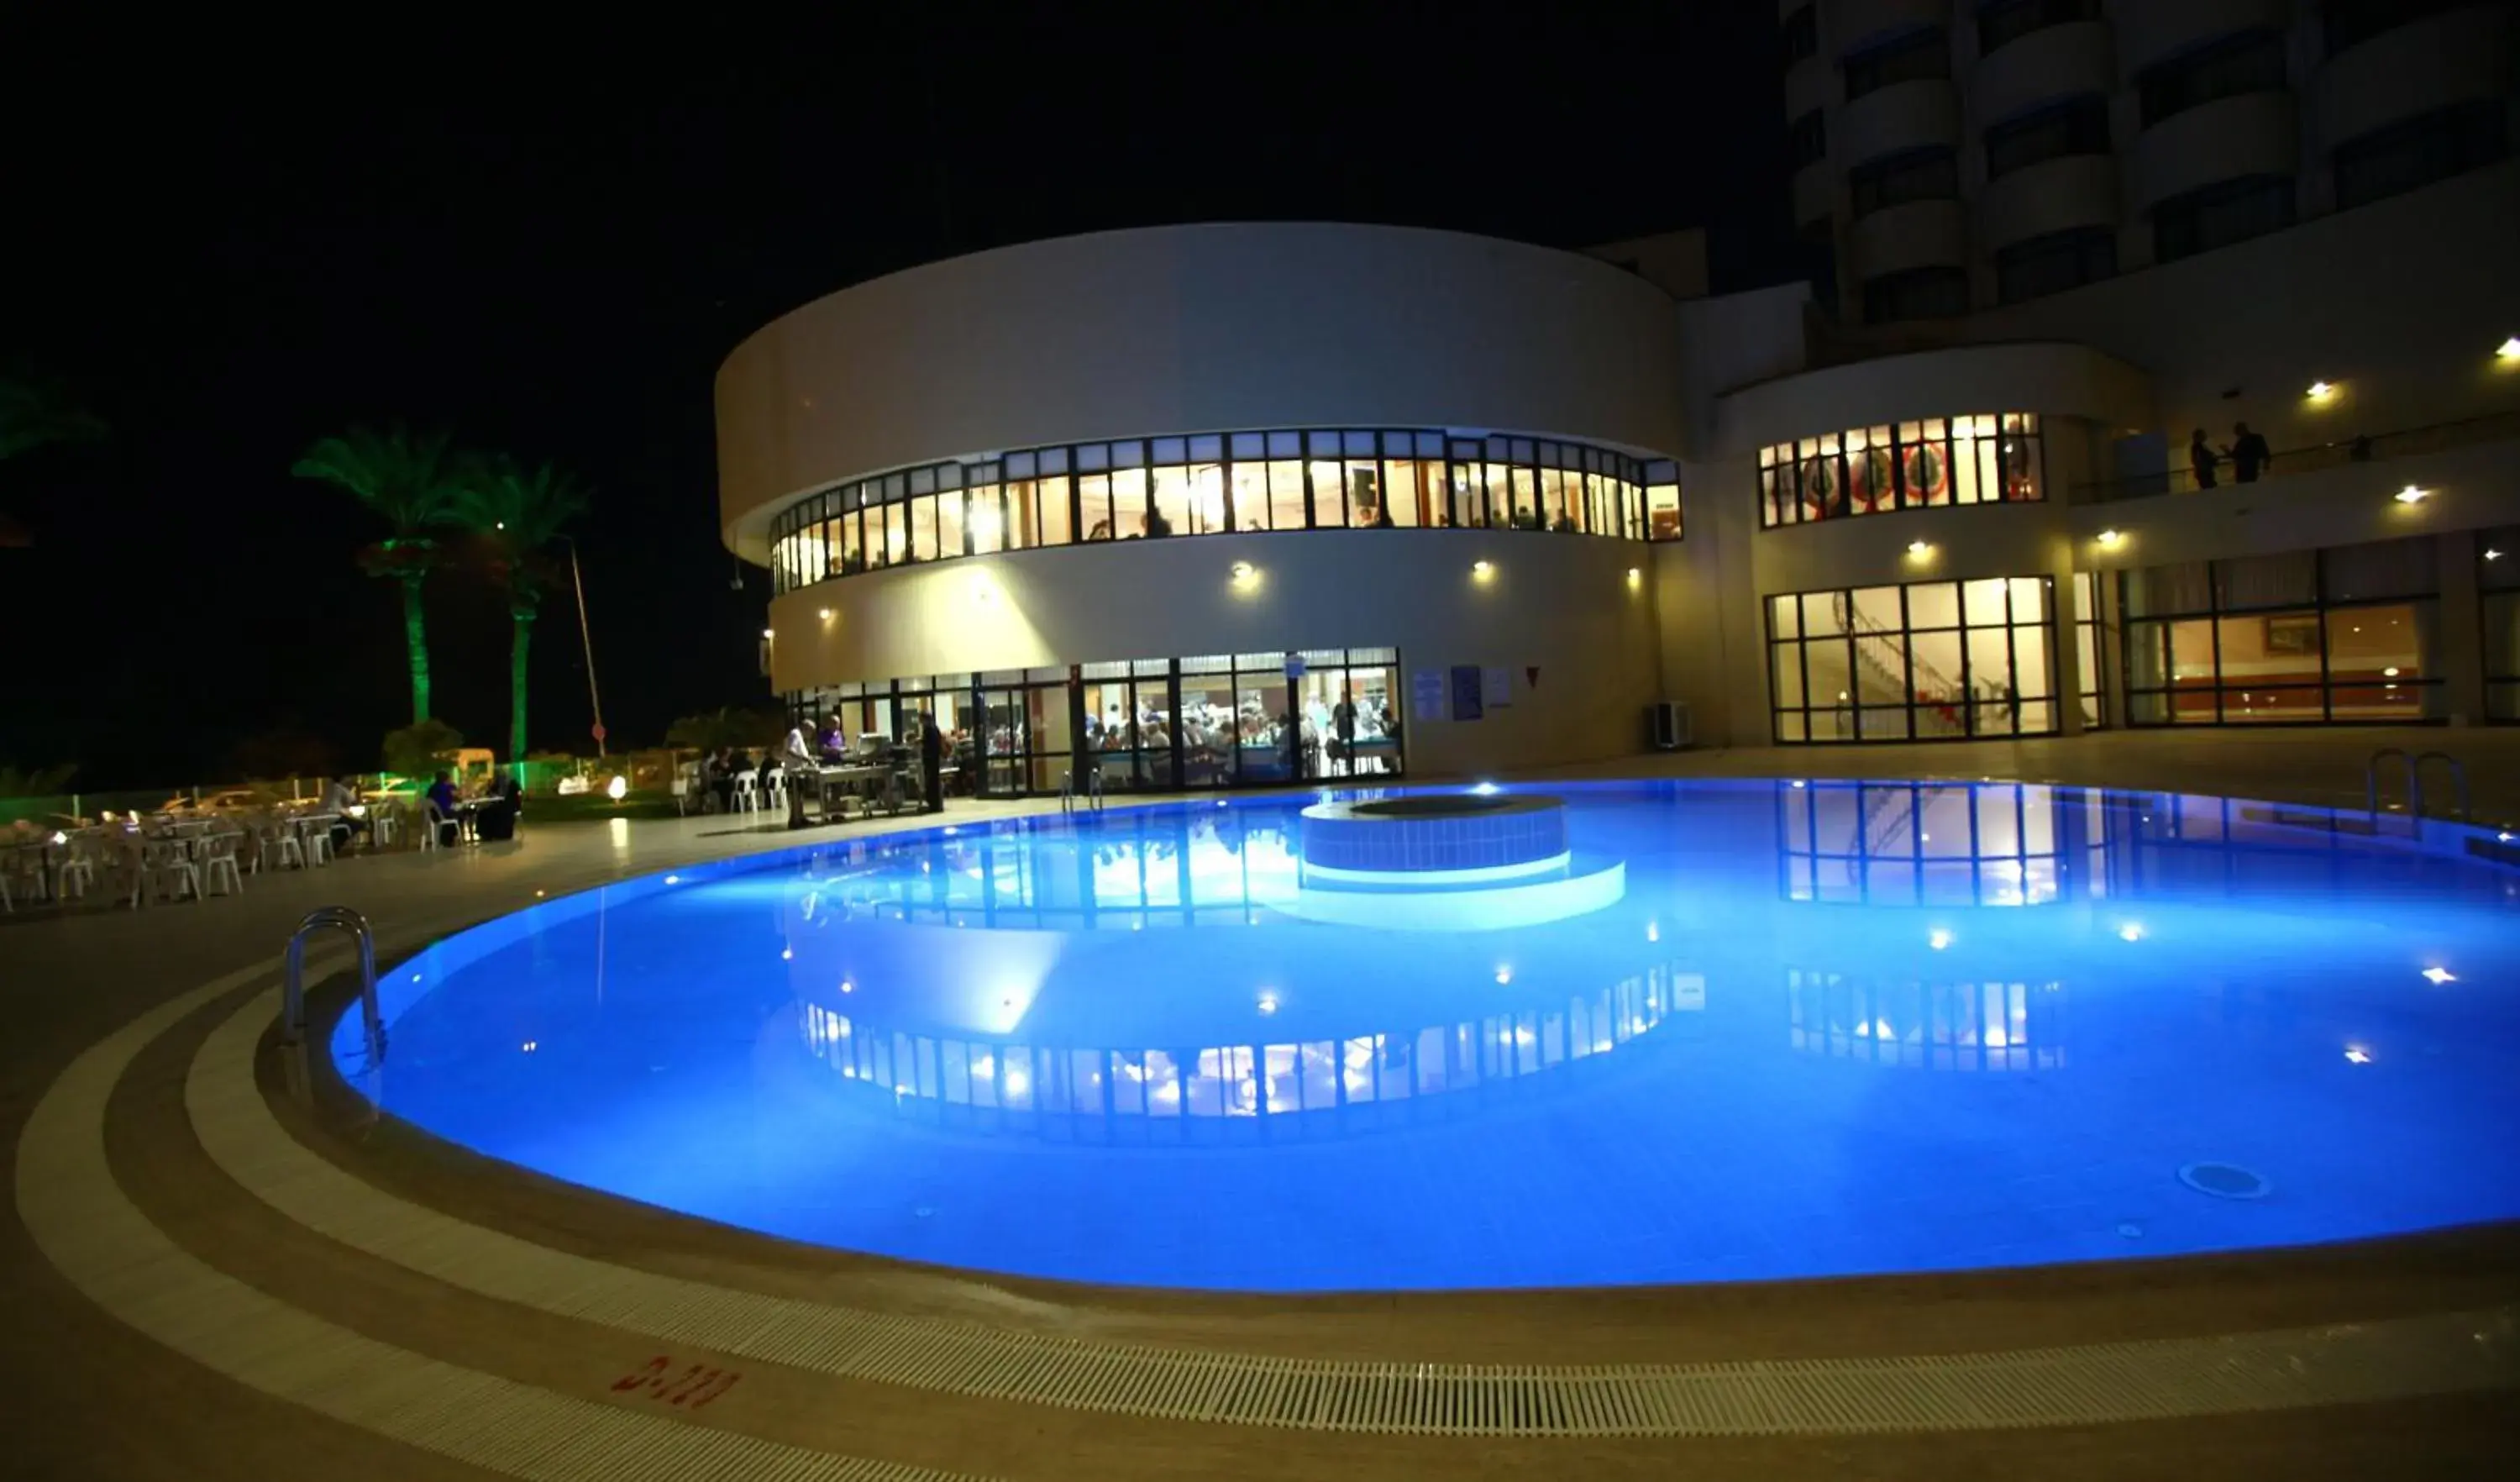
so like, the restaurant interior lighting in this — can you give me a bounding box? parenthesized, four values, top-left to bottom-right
(1905, 540, 1930, 556)
(2395, 485, 2428, 504)
(817, 607, 832, 620)
(1230, 560, 1256, 585)
(761, 628, 774, 639)
(1471, 560, 1494, 578)
(2498, 336, 2520, 361)
(2306, 381, 2336, 401)
(2096, 528, 2122, 546)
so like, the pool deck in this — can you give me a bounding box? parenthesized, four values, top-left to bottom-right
(6, 727, 2519, 1479)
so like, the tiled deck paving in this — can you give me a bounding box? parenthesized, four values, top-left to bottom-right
(7, 728, 2519, 1479)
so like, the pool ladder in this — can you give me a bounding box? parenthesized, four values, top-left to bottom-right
(1059, 766, 1105, 815)
(281, 905, 386, 1066)
(2365, 748, 2470, 823)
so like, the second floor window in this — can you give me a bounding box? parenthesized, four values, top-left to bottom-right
(1984, 96, 2110, 180)
(1788, 109, 1828, 169)
(1861, 265, 1971, 324)
(1850, 146, 1958, 216)
(1977, 0, 2100, 57)
(2334, 101, 2509, 211)
(1845, 28, 1948, 102)
(2325, 0, 2466, 58)
(2153, 174, 2295, 263)
(1996, 227, 2117, 304)
(1783, 4, 1819, 66)
(2138, 29, 2286, 129)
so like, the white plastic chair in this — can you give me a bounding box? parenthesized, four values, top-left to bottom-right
(258, 822, 304, 872)
(130, 838, 200, 908)
(304, 818, 335, 867)
(423, 804, 456, 849)
(370, 807, 401, 849)
(200, 832, 244, 897)
(732, 770, 759, 814)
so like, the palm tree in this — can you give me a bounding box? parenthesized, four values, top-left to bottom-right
(291, 426, 462, 723)
(450, 456, 589, 765)
(0, 371, 108, 549)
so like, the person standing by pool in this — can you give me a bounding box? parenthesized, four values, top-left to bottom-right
(919, 707, 945, 813)
(782, 716, 816, 828)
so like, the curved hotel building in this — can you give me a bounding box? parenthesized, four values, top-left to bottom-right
(721, 0, 2520, 788)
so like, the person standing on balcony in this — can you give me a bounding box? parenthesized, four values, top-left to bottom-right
(2229, 422, 2272, 483)
(2189, 428, 2220, 490)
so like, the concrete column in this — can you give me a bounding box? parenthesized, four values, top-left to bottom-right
(2438, 528, 2485, 727)
(2053, 542, 2087, 738)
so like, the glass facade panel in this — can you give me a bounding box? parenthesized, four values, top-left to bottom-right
(1769, 577, 2058, 744)
(2121, 539, 2444, 725)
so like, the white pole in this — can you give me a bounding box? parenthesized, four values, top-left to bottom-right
(569, 539, 606, 758)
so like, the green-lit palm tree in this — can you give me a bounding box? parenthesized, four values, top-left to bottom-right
(0, 371, 109, 549)
(291, 426, 462, 723)
(450, 456, 589, 765)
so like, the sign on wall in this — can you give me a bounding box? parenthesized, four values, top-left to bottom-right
(1412, 669, 1445, 722)
(1482, 666, 1512, 708)
(1449, 665, 1483, 721)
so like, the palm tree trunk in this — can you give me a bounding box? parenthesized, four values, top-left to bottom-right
(510, 610, 534, 765)
(399, 573, 432, 723)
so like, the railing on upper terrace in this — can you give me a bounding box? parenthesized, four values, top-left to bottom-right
(2068, 408, 2520, 505)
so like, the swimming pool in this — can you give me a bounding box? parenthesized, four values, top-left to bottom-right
(339, 780, 2520, 1293)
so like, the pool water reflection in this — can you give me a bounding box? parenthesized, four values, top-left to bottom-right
(344, 780, 2520, 1292)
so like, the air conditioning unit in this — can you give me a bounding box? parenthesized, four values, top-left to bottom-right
(1647, 701, 1692, 750)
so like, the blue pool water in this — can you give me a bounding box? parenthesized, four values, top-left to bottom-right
(340, 780, 2520, 1293)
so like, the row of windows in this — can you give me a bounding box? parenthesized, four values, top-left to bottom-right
(796, 649, 1404, 796)
(2122, 541, 2442, 726)
(767, 430, 1683, 594)
(1766, 575, 2100, 744)
(1758, 414, 2042, 528)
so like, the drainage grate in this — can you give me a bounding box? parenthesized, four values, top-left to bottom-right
(2180, 1163, 2274, 1200)
(186, 989, 2520, 1438)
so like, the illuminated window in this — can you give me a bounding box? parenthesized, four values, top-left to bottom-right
(1759, 413, 2040, 528)
(763, 428, 1667, 589)
(1767, 575, 2058, 743)
(2121, 540, 2442, 725)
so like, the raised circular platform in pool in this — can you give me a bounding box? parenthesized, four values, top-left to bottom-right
(339, 780, 2520, 1294)
(1288, 789, 1623, 928)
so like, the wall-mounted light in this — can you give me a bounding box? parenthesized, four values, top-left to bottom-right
(1625, 566, 1641, 586)
(1230, 560, 1256, 586)
(2498, 336, 2520, 362)
(2488, 548, 2506, 561)
(760, 628, 774, 639)
(2394, 485, 2429, 504)
(1905, 540, 1931, 557)
(2306, 380, 2337, 402)
(2096, 528, 2123, 547)
(816, 607, 833, 620)
(1471, 560, 1494, 578)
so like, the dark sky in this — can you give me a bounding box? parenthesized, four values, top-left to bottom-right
(1, 8, 1801, 790)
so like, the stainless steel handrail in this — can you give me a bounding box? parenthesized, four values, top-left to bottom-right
(282, 905, 384, 1065)
(2366, 748, 2414, 815)
(2413, 750, 2471, 823)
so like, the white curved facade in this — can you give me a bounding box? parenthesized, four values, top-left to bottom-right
(719, 139, 2520, 776)
(718, 223, 1686, 558)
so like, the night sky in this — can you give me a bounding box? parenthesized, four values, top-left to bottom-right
(2, 10, 1803, 790)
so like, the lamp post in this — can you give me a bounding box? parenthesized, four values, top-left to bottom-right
(560, 535, 607, 758)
